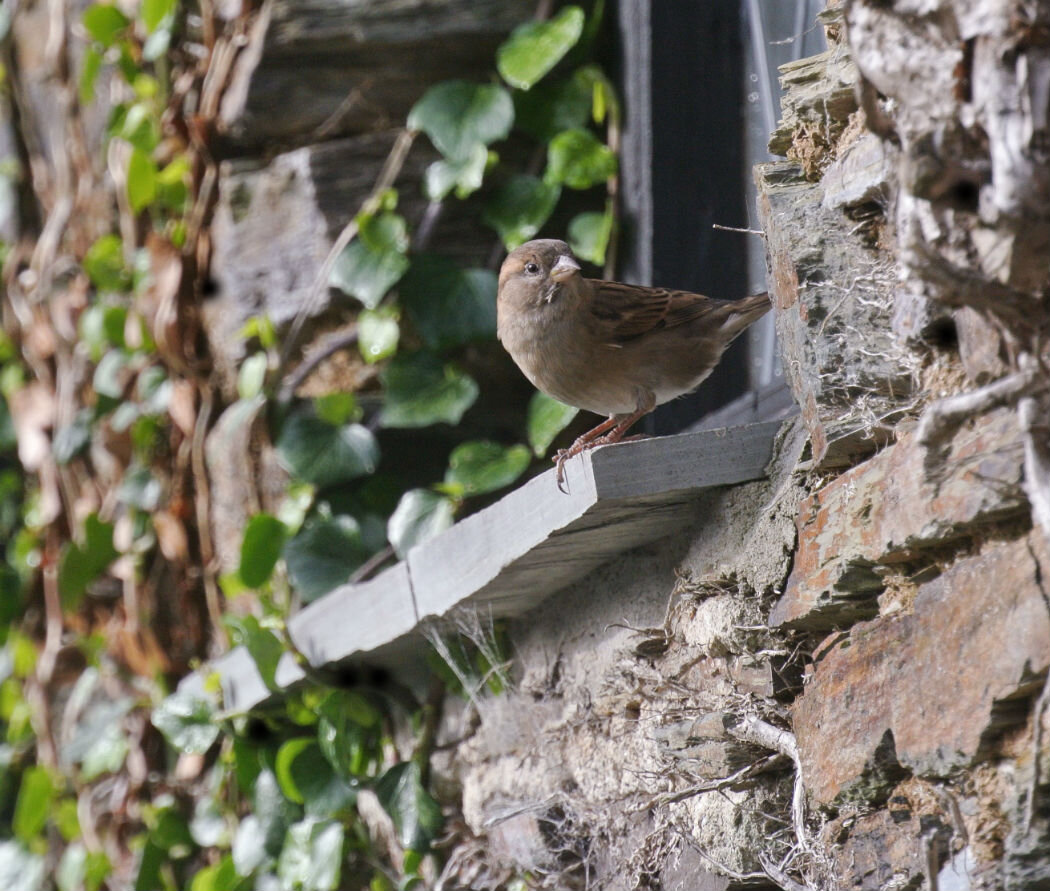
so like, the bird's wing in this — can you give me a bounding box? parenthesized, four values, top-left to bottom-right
(586, 279, 730, 343)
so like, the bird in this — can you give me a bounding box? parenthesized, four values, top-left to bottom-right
(496, 239, 771, 490)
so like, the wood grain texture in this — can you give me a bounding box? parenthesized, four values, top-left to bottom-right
(187, 422, 783, 713)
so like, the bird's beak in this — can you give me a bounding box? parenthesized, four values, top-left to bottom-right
(549, 254, 581, 283)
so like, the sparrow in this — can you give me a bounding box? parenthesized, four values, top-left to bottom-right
(497, 239, 770, 489)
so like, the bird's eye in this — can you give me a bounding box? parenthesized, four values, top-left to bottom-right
(524, 262, 540, 275)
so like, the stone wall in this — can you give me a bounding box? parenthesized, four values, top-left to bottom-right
(431, 5, 1050, 890)
(183, 1, 1049, 888)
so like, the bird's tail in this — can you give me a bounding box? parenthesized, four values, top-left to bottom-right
(718, 292, 771, 342)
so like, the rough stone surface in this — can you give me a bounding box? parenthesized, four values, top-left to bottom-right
(757, 158, 914, 468)
(772, 406, 1027, 629)
(794, 533, 1050, 805)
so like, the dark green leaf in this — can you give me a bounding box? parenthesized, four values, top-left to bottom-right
(57, 514, 118, 610)
(82, 3, 129, 46)
(568, 205, 614, 265)
(237, 353, 267, 401)
(373, 762, 442, 851)
(142, 26, 171, 61)
(79, 46, 103, 105)
(127, 148, 157, 213)
(0, 395, 14, 454)
(189, 856, 241, 891)
(52, 409, 93, 464)
(527, 391, 579, 457)
(443, 441, 531, 497)
(148, 805, 194, 855)
(151, 688, 220, 754)
(313, 393, 359, 426)
(379, 352, 478, 429)
(423, 144, 489, 201)
(399, 256, 497, 349)
(190, 799, 230, 848)
(141, 0, 175, 32)
(482, 175, 561, 250)
(57, 844, 111, 891)
(83, 235, 130, 292)
(232, 816, 267, 876)
(317, 691, 380, 779)
(238, 514, 288, 589)
(407, 81, 513, 163)
(545, 128, 617, 190)
(497, 6, 585, 90)
(358, 306, 400, 364)
(513, 68, 593, 142)
(283, 515, 369, 602)
(276, 819, 343, 891)
(329, 213, 409, 309)
(276, 410, 379, 489)
(274, 739, 355, 818)
(225, 615, 284, 691)
(117, 465, 163, 511)
(13, 767, 54, 842)
(0, 840, 45, 891)
(387, 489, 455, 559)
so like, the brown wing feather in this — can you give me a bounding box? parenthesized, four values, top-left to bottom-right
(586, 279, 745, 344)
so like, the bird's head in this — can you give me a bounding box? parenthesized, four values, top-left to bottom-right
(498, 239, 582, 306)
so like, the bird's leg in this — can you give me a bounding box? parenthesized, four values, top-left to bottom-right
(554, 390, 656, 491)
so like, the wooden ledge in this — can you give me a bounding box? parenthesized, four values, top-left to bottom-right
(188, 420, 784, 714)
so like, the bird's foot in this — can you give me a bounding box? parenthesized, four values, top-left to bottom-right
(553, 432, 651, 492)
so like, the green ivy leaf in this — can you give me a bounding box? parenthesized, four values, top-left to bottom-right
(127, 148, 157, 213)
(276, 409, 379, 489)
(568, 204, 614, 265)
(399, 257, 497, 350)
(238, 513, 288, 589)
(237, 353, 268, 400)
(57, 514, 118, 611)
(83, 235, 130, 292)
(527, 391, 579, 457)
(151, 688, 221, 754)
(373, 761, 442, 852)
(482, 175, 561, 250)
(141, 0, 175, 33)
(545, 128, 617, 189)
(188, 855, 240, 891)
(52, 409, 94, 465)
(379, 352, 479, 429)
(358, 306, 400, 364)
(387, 489, 455, 559)
(407, 81, 513, 163)
(313, 392, 359, 426)
(275, 738, 355, 818)
(329, 213, 409, 310)
(423, 143, 489, 201)
(497, 6, 585, 90)
(82, 3, 129, 46)
(57, 844, 111, 891)
(283, 515, 369, 602)
(226, 615, 285, 691)
(276, 819, 344, 891)
(79, 46, 103, 105)
(443, 441, 531, 497)
(13, 767, 55, 842)
(317, 691, 380, 779)
(513, 67, 593, 142)
(0, 840, 46, 891)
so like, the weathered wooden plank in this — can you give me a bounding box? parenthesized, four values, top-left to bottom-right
(289, 562, 417, 666)
(188, 422, 784, 713)
(409, 421, 781, 619)
(217, 0, 533, 151)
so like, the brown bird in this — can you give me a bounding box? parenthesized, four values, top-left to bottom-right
(497, 239, 770, 488)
